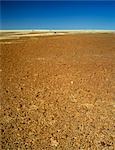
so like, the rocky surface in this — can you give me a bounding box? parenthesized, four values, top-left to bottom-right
(1, 34, 115, 149)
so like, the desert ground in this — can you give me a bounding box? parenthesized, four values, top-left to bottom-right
(1, 31, 115, 149)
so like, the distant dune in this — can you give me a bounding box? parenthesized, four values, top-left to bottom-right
(0, 30, 115, 40)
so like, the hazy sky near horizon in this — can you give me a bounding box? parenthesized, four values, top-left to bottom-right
(1, 1, 115, 30)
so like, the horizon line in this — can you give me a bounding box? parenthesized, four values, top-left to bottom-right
(1, 29, 115, 31)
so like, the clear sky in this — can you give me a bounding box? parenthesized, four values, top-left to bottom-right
(1, 1, 115, 30)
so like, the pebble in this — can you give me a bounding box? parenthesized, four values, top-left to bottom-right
(50, 138, 59, 147)
(71, 81, 73, 84)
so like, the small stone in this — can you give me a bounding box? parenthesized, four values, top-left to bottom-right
(71, 81, 73, 84)
(30, 105, 38, 110)
(113, 104, 115, 108)
(50, 138, 58, 147)
(83, 103, 94, 109)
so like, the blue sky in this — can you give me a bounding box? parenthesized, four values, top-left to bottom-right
(1, 1, 115, 30)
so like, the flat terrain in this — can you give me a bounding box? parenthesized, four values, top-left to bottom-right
(1, 33, 115, 149)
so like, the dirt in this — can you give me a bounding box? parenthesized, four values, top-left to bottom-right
(1, 34, 115, 149)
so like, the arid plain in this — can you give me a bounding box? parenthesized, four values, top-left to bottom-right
(1, 31, 115, 149)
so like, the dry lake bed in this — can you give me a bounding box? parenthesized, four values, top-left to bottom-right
(1, 31, 115, 149)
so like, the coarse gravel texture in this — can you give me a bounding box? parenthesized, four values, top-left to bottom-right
(1, 34, 115, 150)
